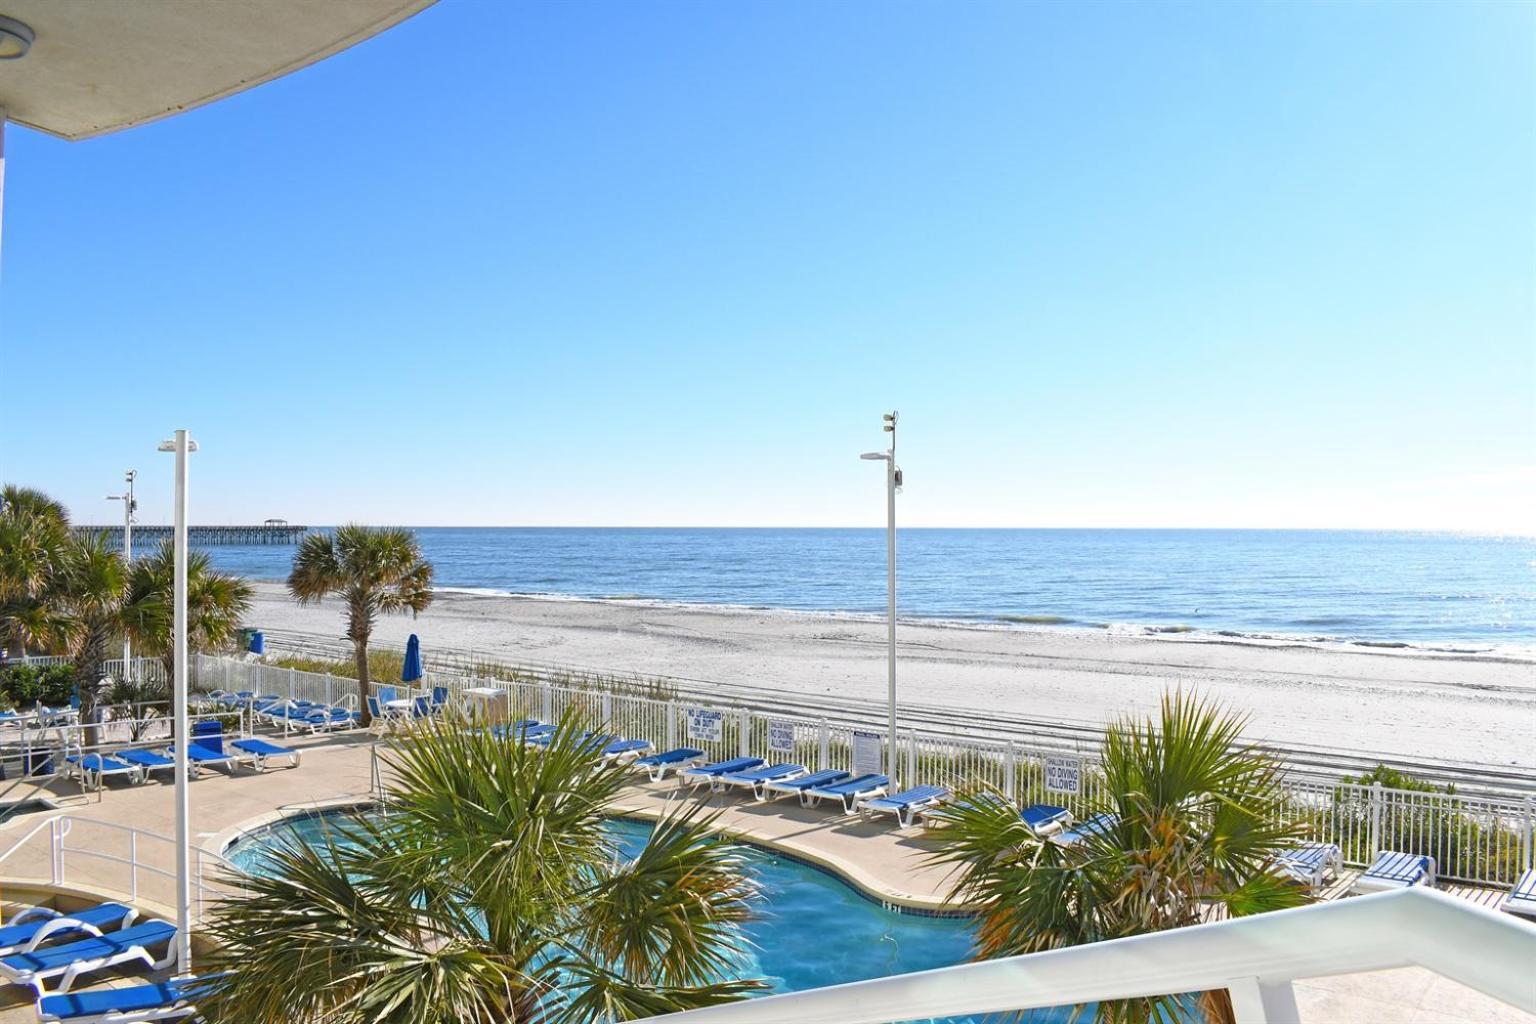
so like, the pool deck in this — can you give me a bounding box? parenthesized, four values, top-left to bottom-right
(0, 729, 1528, 1024)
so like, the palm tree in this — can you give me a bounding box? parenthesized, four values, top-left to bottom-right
(59, 533, 128, 743)
(123, 541, 254, 678)
(929, 691, 1310, 1024)
(203, 715, 764, 1023)
(287, 525, 433, 725)
(0, 485, 74, 659)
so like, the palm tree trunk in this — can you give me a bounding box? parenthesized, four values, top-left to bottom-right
(75, 623, 111, 749)
(354, 636, 372, 726)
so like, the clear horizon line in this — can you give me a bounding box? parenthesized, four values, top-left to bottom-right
(73, 522, 1536, 537)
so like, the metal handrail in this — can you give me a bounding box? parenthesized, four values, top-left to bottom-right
(0, 813, 236, 921)
(646, 888, 1536, 1024)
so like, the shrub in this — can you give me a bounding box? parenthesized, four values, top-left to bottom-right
(0, 664, 76, 708)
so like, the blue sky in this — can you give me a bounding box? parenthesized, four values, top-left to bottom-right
(1, 1, 1531, 530)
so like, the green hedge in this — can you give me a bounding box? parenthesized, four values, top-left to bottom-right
(0, 664, 76, 709)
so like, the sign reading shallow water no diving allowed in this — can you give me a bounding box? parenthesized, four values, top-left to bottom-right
(767, 719, 796, 754)
(687, 708, 723, 743)
(1045, 755, 1082, 795)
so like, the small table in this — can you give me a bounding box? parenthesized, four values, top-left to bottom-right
(463, 686, 509, 723)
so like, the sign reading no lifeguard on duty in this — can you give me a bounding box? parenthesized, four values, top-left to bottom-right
(687, 709, 724, 742)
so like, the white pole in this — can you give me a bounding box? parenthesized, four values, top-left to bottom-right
(160, 430, 195, 974)
(122, 472, 134, 671)
(885, 435, 897, 788)
(0, 107, 7, 259)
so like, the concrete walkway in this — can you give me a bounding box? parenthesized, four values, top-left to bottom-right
(0, 731, 1526, 1024)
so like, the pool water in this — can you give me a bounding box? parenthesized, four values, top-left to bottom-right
(227, 813, 1076, 1023)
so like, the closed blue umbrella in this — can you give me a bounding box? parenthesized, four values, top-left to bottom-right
(402, 634, 423, 684)
(248, 630, 265, 655)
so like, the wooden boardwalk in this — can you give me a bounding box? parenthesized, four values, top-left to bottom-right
(74, 523, 307, 546)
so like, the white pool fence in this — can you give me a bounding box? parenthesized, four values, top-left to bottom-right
(195, 654, 1534, 888)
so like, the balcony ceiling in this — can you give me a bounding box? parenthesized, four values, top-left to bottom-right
(0, 0, 436, 141)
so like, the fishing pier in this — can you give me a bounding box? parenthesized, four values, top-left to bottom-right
(75, 520, 307, 547)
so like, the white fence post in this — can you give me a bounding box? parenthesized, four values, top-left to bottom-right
(1523, 797, 1533, 873)
(602, 692, 613, 727)
(739, 709, 752, 758)
(907, 730, 918, 787)
(819, 719, 830, 770)
(1369, 782, 1383, 858)
(667, 701, 678, 749)
(1005, 740, 1017, 800)
(541, 683, 553, 723)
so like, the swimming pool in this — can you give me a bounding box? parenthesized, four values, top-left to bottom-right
(226, 812, 1076, 1023)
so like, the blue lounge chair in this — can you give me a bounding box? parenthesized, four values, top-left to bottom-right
(181, 743, 238, 776)
(599, 738, 654, 763)
(803, 773, 889, 812)
(0, 904, 136, 957)
(0, 919, 176, 995)
(1275, 842, 1343, 890)
(297, 706, 360, 733)
(1053, 812, 1119, 847)
(1502, 868, 1536, 919)
(1020, 803, 1072, 836)
(859, 784, 950, 827)
(1352, 851, 1435, 894)
(64, 754, 142, 791)
(37, 973, 221, 1023)
(231, 737, 300, 771)
(679, 756, 764, 791)
(528, 728, 593, 748)
(715, 762, 806, 798)
(760, 768, 850, 802)
(631, 747, 705, 782)
(430, 686, 450, 715)
(116, 749, 176, 778)
(489, 720, 547, 741)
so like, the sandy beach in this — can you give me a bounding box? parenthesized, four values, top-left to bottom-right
(245, 582, 1536, 770)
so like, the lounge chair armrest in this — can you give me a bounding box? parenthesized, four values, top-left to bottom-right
(21, 915, 105, 952)
(5, 906, 57, 927)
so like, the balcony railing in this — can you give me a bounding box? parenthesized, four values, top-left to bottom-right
(644, 888, 1536, 1024)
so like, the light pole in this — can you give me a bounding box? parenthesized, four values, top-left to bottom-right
(860, 411, 901, 786)
(157, 431, 196, 975)
(106, 470, 137, 675)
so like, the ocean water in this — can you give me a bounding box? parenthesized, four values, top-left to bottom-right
(194, 528, 1535, 652)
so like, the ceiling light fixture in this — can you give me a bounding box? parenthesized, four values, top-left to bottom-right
(0, 15, 34, 59)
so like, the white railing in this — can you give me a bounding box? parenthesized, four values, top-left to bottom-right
(644, 888, 1536, 1024)
(196, 656, 1536, 887)
(0, 814, 237, 924)
(3, 654, 72, 668)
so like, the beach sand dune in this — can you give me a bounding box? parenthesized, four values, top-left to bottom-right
(246, 582, 1536, 770)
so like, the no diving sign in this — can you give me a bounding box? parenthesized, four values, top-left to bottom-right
(1044, 755, 1082, 795)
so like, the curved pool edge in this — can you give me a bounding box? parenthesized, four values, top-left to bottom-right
(207, 795, 378, 862)
(214, 796, 969, 918)
(608, 795, 966, 916)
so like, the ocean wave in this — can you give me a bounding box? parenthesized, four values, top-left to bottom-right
(995, 614, 1075, 625)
